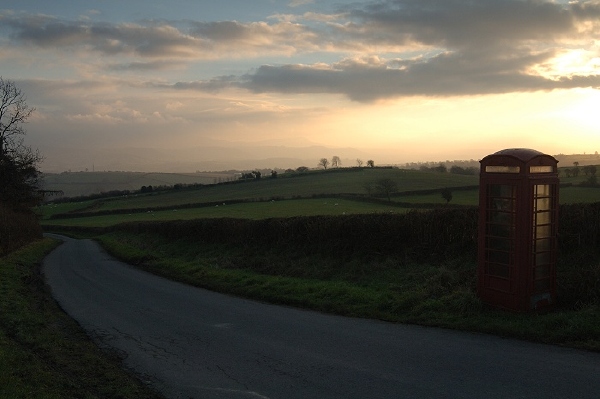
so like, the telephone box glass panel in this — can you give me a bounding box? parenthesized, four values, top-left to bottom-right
(484, 184, 516, 289)
(532, 184, 555, 292)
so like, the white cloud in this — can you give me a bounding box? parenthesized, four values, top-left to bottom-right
(288, 0, 315, 7)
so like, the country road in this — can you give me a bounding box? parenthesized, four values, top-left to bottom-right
(43, 234, 600, 399)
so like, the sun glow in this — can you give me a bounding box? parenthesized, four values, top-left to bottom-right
(557, 88, 600, 130)
(530, 46, 600, 84)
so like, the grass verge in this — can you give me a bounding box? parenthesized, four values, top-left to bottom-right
(94, 230, 600, 352)
(0, 238, 163, 399)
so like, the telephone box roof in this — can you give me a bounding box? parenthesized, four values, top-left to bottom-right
(481, 148, 558, 165)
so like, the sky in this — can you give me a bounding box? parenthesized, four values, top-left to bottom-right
(1, 0, 599, 172)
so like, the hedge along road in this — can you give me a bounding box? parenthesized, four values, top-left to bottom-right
(42, 235, 600, 399)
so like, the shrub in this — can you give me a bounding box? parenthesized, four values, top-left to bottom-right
(0, 203, 42, 255)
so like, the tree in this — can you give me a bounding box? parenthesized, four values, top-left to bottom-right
(450, 165, 477, 175)
(375, 178, 398, 202)
(441, 188, 453, 204)
(366, 159, 375, 168)
(1, 77, 35, 160)
(433, 163, 447, 173)
(356, 158, 363, 167)
(296, 166, 309, 173)
(0, 77, 41, 209)
(240, 171, 261, 180)
(318, 158, 330, 169)
(572, 161, 580, 177)
(0, 78, 42, 254)
(331, 155, 341, 168)
(583, 165, 597, 176)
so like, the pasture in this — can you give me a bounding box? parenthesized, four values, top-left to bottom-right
(42, 198, 408, 228)
(41, 168, 476, 222)
(41, 167, 599, 226)
(395, 185, 600, 206)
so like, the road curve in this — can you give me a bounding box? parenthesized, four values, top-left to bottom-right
(43, 234, 600, 399)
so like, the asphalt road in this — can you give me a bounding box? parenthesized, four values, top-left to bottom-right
(43, 235, 600, 399)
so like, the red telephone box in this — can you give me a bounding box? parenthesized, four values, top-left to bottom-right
(478, 148, 559, 311)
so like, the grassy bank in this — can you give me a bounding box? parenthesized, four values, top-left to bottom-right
(0, 239, 163, 399)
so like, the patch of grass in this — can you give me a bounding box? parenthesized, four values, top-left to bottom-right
(0, 239, 163, 399)
(395, 189, 479, 205)
(41, 198, 408, 227)
(394, 186, 600, 206)
(37, 199, 98, 219)
(96, 230, 600, 351)
(558, 186, 600, 204)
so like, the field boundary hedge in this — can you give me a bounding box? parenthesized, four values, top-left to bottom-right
(44, 203, 600, 261)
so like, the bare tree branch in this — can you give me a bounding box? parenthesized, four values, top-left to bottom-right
(0, 77, 35, 157)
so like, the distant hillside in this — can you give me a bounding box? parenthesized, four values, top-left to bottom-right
(43, 167, 481, 209)
(41, 171, 236, 198)
(554, 152, 600, 167)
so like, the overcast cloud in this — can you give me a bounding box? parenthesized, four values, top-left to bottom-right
(2, 0, 599, 102)
(1, 0, 599, 171)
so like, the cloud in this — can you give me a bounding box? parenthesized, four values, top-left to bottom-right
(107, 60, 185, 71)
(154, 76, 239, 92)
(239, 52, 600, 102)
(1, 12, 317, 59)
(345, 0, 575, 49)
(1, 13, 206, 58)
(188, 20, 319, 55)
(289, 0, 315, 7)
(3, 1, 600, 103)
(236, 0, 600, 101)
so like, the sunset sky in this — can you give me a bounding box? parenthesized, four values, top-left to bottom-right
(1, 0, 599, 171)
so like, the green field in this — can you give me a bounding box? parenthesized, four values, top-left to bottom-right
(41, 167, 599, 226)
(40, 167, 480, 223)
(396, 186, 600, 206)
(42, 198, 408, 227)
(45, 168, 478, 214)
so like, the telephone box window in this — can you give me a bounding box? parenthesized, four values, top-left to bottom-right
(532, 184, 555, 293)
(483, 184, 516, 284)
(530, 166, 553, 173)
(485, 166, 520, 173)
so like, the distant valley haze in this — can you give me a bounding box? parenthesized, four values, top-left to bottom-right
(37, 141, 375, 173)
